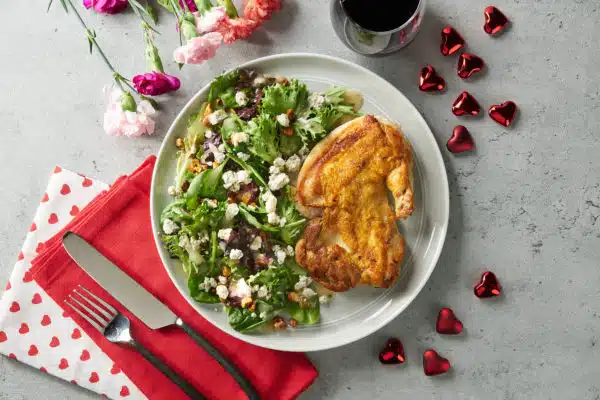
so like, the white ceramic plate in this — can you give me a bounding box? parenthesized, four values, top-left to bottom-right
(151, 53, 449, 352)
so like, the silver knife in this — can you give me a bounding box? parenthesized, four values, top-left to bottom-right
(62, 231, 261, 400)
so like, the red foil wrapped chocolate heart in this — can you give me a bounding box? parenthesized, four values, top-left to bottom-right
(452, 91, 481, 116)
(419, 66, 446, 92)
(436, 308, 464, 335)
(458, 53, 485, 79)
(441, 27, 465, 56)
(447, 126, 474, 153)
(379, 338, 406, 365)
(423, 349, 450, 376)
(484, 6, 509, 35)
(474, 271, 502, 298)
(488, 101, 518, 127)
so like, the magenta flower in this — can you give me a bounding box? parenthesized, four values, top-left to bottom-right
(133, 72, 181, 96)
(180, 0, 198, 12)
(83, 0, 128, 14)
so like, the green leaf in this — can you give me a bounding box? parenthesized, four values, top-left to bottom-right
(238, 205, 280, 232)
(246, 113, 280, 163)
(226, 307, 267, 332)
(287, 301, 320, 325)
(318, 103, 356, 132)
(185, 160, 229, 207)
(145, 1, 158, 24)
(293, 116, 326, 144)
(208, 70, 240, 104)
(156, 0, 175, 12)
(261, 79, 309, 116)
(226, 148, 268, 188)
(220, 114, 246, 141)
(279, 132, 303, 156)
(160, 198, 192, 225)
(276, 187, 307, 245)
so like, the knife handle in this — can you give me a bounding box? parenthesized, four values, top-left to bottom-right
(132, 340, 206, 400)
(175, 318, 261, 400)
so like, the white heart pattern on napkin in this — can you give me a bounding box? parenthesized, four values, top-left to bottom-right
(0, 167, 146, 399)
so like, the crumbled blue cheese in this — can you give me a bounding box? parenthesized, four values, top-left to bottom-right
(286, 245, 295, 256)
(273, 157, 286, 170)
(217, 228, 232, 241)
(207, 109, 228, 125)
(205, 130, 214, 139)
(253, 76, 267, 87)
(235, 91, 248, 106)
(249, 236, 262, 251)
(302, 288, 317, 298)
(319, 295, 332, 304)
(229, 278, 252, 298)
(225, 203, 239, 220)
(262, 191, 277, 213)
(285, 155, 302, 172)
(267, 213, 281, 226)
(308, 93, 326, 109)
(218, 276, 228, 285)
(237, 152, 250, 161)
(216, 285, 229, 299)
(162, 219, 179, 234)
(167, 186, 181, 197)
(273, 245, 287, 264)
(231, 131, 249, 147)
(276, 113, 290, 127)
(223, 170, 252, 192)
(204, 199, 218, 208)
(218, 241, 227, 251)
(294, 275, 312, 291)
(229, 248, 244, 260)
(199, 277, 218, 291)
(268, 172, 290, 191)
(237, 170, 252, 185)
(257, 285, 269, 299)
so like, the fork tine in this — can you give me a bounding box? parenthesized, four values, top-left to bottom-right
(64, 299, 105, 332)
(77, 285, 118, 316)
(68, 293, 111, 328)
(72, 287, 115, 321)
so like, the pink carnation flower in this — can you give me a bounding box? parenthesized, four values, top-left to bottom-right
(83, 0, 128, 14)
(133, 72, 181, 96)
(194, 6, 228, 33)
(103, 87, 156, 137)
(243, 0, 282, 23)
(213, 17, 261, 44)
(173, 32, 223, 64)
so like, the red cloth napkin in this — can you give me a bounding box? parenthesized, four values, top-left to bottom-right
(30, 156, 317, 400)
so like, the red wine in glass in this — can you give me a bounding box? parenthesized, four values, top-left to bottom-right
(341, 0, 421, 32)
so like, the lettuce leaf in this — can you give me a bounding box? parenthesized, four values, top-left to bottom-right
(246, 113, 280, 163)
(261, 79, 309, 115)
(208, 70, 239, 104)
(276, 187, 307, 245)
(185, 160, 228, 208)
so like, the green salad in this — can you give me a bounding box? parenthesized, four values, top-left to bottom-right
(160, 68, 362, 332)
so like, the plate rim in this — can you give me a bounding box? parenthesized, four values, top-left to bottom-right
(150, 52, 449, 352)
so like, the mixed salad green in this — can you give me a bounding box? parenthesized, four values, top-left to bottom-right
(160, 69, 361, 332)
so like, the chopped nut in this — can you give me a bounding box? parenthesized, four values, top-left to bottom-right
(287, 292, 299, 302)
(288, 319, 298, 328)
(203, 103, 213, 118)
(188, 159, 207, 174)
(285, 108, 296, 123)
(273, 316, 287, 329)
(249, 302, 256, 311)
(276, 76, 289, 85)
(216, 98, 223, 106)
(241, 297, 253, 308)
(181, 181, 190, 192)
(213, 161, 220, 168)
(222, 266, 231, 277)
(175, 137, 185, 149)
(255, 254, 269, 266)
(299, 297, 312, 309)
(281, 127, 294, 136)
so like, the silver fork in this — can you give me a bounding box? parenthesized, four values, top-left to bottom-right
(64, 285, 206, 400)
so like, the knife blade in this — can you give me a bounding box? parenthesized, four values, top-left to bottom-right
(62, 231, 261, 400)
(62, 231, 175, 329)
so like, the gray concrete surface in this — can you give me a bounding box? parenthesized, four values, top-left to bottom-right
(1, 0, 599, 399)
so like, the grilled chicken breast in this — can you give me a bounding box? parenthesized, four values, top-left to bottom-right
(295, 115, 414, 292)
